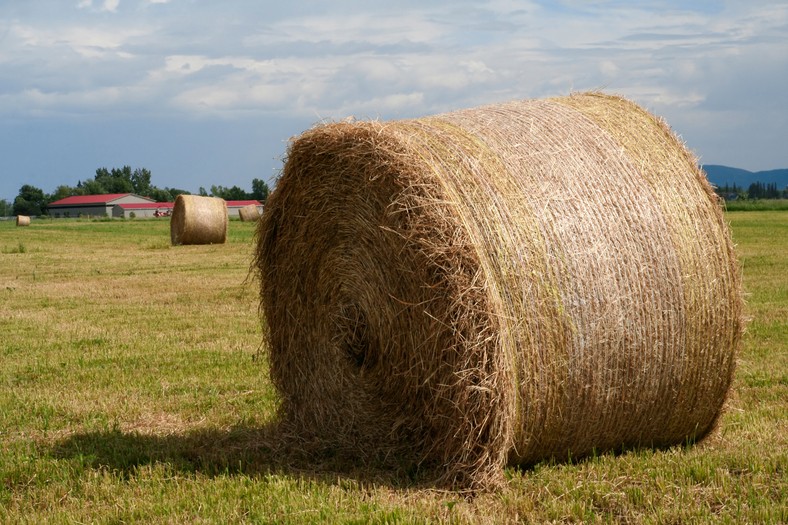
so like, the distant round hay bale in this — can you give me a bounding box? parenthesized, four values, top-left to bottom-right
(170, 195, 228, 245)
(254, 92, 744, 487)
(16, 215, 31, 226)
(239, 204, 261, 222)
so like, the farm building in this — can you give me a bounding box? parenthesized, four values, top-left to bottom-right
(47, 194, 156, 218)
(47, 194, 263, 219)
(117, 200, 264, 219)
(114, 202, 174, 219)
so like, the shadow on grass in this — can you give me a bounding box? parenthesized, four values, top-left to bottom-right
(50, 422, 423, 488)
(50, 421, 690, 490)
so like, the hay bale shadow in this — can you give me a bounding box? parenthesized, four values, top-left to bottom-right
(50, 421, 431, 488)
(50, 420, 691, 493)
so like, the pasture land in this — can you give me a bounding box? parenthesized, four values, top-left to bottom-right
(0, 213, 785, 523)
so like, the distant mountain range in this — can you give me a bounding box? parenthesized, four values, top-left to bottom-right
(702, 165, 788, 189)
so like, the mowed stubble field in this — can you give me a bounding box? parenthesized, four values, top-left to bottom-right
(0, 213, 786, 524)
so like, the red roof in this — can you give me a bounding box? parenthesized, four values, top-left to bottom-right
(48, 193, 142, 206)
(48, 195, 262, 207)
(116, 203, 175, 210)
(117, 201, 259, 209)
(226, 200, 262, 207)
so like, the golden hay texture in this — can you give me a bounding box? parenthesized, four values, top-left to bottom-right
(254, 92, 743, 488)
(16, 215, 31, 227)
(239, 204, 262, 222)
(170, 194, 228, 245)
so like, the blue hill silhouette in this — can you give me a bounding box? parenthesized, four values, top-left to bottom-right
(702, 165, 788, 189)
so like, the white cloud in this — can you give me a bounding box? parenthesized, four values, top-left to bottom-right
(75, 0, 120, 12)
(6, 22, 148, 59)
(337, 92, 425, 118)
(598, 60, 619, 77)
(102, 0, 120, 12)
(1, 0, 786, 172)
(0, 86, 123, 117)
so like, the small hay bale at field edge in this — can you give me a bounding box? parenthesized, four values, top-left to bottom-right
(16, 215, 31, 226)
(254, 92, 744, 488)
(170, 194, 228, 245)
(239, 204, 261, 222)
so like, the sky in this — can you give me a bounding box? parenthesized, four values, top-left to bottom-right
(1, 0, 787, 202)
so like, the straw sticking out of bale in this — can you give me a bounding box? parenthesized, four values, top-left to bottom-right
(16, 215, 31, 227)
(170, 194, 228, 245)
(239, 204, 261, 222)
(254, 92, 744, 487)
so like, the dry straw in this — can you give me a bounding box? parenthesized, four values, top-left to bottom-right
(254, 92, 743, 488)
(170, 194, 228, 245)
(16, 215, 31, 227)
(239, 204, 262, 222)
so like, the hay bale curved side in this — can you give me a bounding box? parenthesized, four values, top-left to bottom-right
(16, 215, 31, 226)
(239, 204, 261, 222)
(170, 195, 228, 245)
(556, 92, 743, 441)
(254, 92, 743, 487)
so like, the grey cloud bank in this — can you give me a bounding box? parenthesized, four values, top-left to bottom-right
(1, 0, 787, 200)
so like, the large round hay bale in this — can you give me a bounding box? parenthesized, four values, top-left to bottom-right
(170, 195, 228, 245)
(16, 215, 31, 226)
(254, 92, 743, 487)
(239, 204, 261, 222)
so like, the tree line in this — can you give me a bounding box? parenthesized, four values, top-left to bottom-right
(714, 181, 787, 201)
(4, 166, 270, 217)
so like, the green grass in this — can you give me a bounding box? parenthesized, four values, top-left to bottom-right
(723, 199, 788, 212)
(1, 214, 786, 523)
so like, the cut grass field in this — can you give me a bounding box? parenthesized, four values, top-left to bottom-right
(1, 213, 785, 524)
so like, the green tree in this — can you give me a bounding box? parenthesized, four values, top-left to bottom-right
(210, 185, 249, 200)
(80, 166, 157, 195)
(165, 187, 190, 199)
(80, 178, 108, 195)
(94, 166, 134, 194)
(13, 185, 47, 216)
(747, 182, 765, 199)
(48, 185, 79, 203)
(0, 198, 12, 217)
(131, 168, 152, 196)
(251, 178, 269, 202)
(164, 188, 191, 201)
(147, 187, 174, 202)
